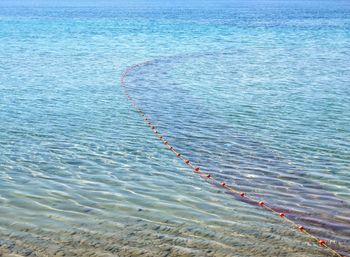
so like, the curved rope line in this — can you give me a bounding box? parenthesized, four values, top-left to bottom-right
(120, 59, 344, 257)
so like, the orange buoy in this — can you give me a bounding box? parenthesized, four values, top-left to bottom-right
(319, 240, 325, 246)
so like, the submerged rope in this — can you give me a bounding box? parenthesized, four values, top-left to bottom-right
(120, 60, 345, 257)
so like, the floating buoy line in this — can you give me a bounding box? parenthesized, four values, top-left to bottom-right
(120, 60, 345, 257)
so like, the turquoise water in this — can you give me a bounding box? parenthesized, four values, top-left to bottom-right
(0, 1, 349, 256)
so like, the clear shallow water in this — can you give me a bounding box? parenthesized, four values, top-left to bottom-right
(0, 1, 350, 256)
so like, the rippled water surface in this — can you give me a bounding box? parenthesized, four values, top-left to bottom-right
(0, 1, 350, 256)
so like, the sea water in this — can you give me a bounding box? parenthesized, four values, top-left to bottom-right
(0, 1, 349, 256)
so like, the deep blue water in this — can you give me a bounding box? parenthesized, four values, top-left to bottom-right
(0, 1, 349, 256)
